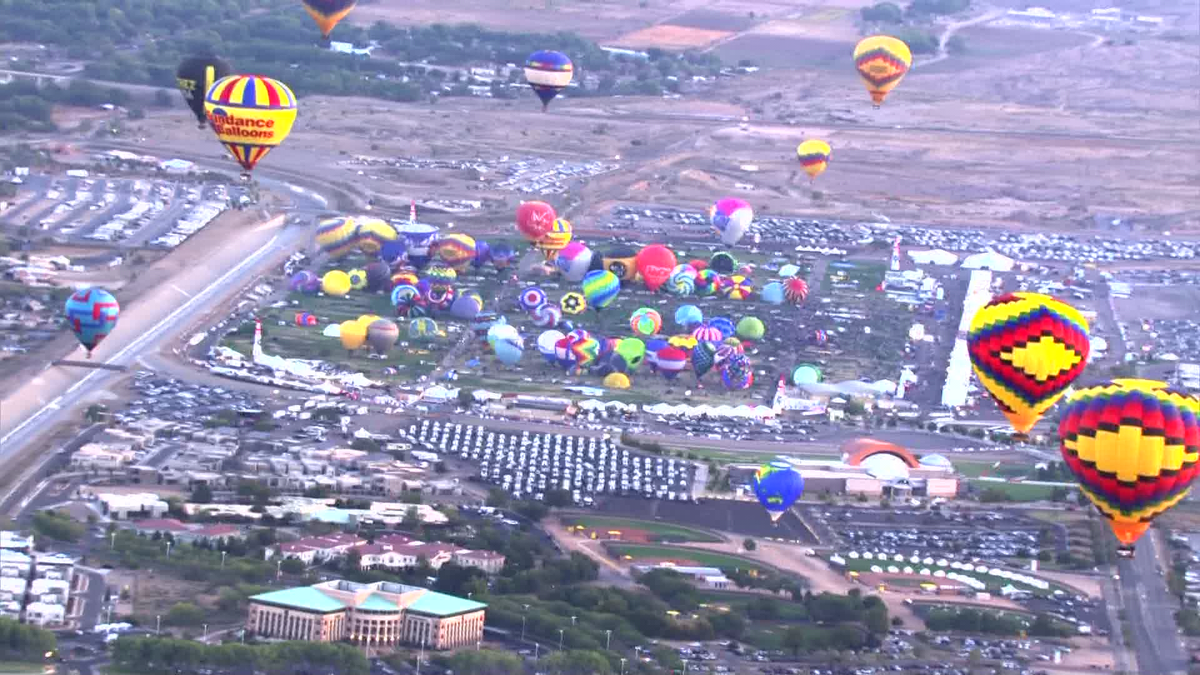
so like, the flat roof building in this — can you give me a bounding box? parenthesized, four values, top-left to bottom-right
(247, 580, 485, 650)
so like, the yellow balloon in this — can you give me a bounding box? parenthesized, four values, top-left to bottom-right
(356, 314, 381, 329)
(796, 139, 832, 182)
(321, 270, 351, 297)
(203, 74, 298, 174)
(603, 372, 631, 389)
(853, 36, 912, 107)
(347, 268, 368, 290)
(339, 320, 367, 351)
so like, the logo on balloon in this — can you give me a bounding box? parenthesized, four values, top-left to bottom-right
(644, 265, 672, 278)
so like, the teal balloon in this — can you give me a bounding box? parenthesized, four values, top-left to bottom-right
(64, 287, 119, 355)
(762, 282, 785, 305)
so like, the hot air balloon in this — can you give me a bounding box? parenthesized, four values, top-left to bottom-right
(530, 302, 563, 328)
(289, 270, 320, 294)
(538, 218, 572, 260)
(752, 462, 804, 523)
(967, 292, 1090, 435)
(409, 317, 441, 341)
(538, 330, 565, 363)
(600, 245, 639, 282)
(316, 216, 359, 258)
(692, 324, 723, 343)
(364, 261, 390, 292)
(322, 270, 351, 296)
(692, 341, 717, 381)
(602, 372, 631, 389)
(517, 201, 557, 244)
(366, 319, 400, 354)
(555, 242, 594, 282)
(709, 317, 736, 340)
(519, 286, 548, 313)
(694, 269, 721, 297)
(294, 312, 318, 327)
(347, 269, 368, 291)
(630, 308, 663, 336)
(491, 242, 517, 270)
(64, 288, 119, 357)
(667, 265, 697, 296)
(615, 338, 646, 371)
(524, 50, 573, 111)
(1059, 379, 1200, 555)
(302, 0, 357, 40)
(472, 240, 492, 270)
(450, 293, 484, 320)
(853, 35, 912, 108)
(761, 282, 785, 305)
(339, 320, 367, 351)
(636, 245, 676, 292)
(796, 139, 832, 183)
(793, 364, 823, 386)
(709, 252, 737, 276)
(356, 218, 398, 256)
(655, 347, 687, 380)
(204, 74, 298, 177)
(724, 275, 754, 301)
(737, 316, 765, 341)
(674, 305, 703, 330)
(176, 55, 233, 129)
(493, 334, 525, 365)
(721, 353, 754, 390)
(709, 198, 754, 246)
(560, 292, 587, 315)
(785, 278, 809, 304)
(581, 270, 620, 311)
(435, 233, 477, 271)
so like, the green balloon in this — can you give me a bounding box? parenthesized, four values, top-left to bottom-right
(615, 337, 646, 371)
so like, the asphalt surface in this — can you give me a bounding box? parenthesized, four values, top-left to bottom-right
(0, 173, 325, 473)
(1120, 538, 1188, 675)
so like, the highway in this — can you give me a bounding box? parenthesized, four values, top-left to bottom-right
(0, 171, 328, 474)
(1120, 535, 1189, 675)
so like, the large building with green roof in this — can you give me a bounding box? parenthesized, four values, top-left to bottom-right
(247, 580, 486, 650)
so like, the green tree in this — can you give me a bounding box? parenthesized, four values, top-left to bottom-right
(742, 538, 756, 551)
(538, 649, 611, 675)
(445, 649, 523, 674)
(279, 557, 306, 575)
(164, 602, 205, 627)
(190, 483, 213, 504)
(31, 510, 84, 542)
(861, 2, 904, 22)
(486, 488, 510, 508)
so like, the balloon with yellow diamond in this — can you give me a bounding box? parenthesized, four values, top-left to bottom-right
(853, 35, 912, 108)
(1058, 379, 1200, 555)
(967, 292, 1090, 434)
(796, 139, 832, 183)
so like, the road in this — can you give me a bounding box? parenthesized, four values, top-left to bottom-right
(0, 169, 328, 475)
(1120, 533, 1188, 675)
(916, 7, 1005, 69)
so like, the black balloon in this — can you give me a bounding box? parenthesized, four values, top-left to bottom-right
(176, 55, 233, 128)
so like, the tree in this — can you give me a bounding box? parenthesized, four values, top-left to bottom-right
(486, 488, 510, 508)
(860, 2, 904, 22)
(0, 617, 56, 660)
(279, 557, 306, 575)
(544, 488, 573, 507)
(742, 538, 756, 551)
(445, 649, 523, 674)
(190, 483, 213, 504)
(538, 649, 611, 675)
(164, 602, 205, 627)
(456, 388, 475, 409)
(31, 510, 83, 542)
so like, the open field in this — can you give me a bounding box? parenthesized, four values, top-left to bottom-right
(612, 25, 733, 49)
(970, 479, 1058, 502)
(604, 542, 773, 572)
(562, 514, 724, 542)
(667, 9, 759, 32)
(596, 496, 819, 542)
(1114, 286, 1200, 321)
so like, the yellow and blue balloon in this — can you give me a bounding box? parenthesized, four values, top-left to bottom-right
(204, 74, 298, 175)
(752, 461, 804, 523)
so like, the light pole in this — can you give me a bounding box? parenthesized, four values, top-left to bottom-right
(620, 657, 626, 675)
(202, 624, 208, 642)
(570, 615, 576, 626)
(110, 532, 116, 550)
(520, 615, 527, 642)
(605, 629, 612, 651)
(165, 541, 172, 558)
(558, 628, 564, 651)
(416, 636, 426, 675)
(221, 551, 227, 569)
(155, 615, 161, 635)
(534, 643, 539, 661)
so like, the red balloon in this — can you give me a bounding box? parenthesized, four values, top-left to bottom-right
(516, 201, 557, 243)
(689, 259, 708, 271)
(636, 244, 677, 292)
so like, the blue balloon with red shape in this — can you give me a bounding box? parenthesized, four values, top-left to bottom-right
(64, 287, 120, 357)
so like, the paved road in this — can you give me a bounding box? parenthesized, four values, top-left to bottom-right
(1120, 535, 1188, 675)
(0, 180, 322, 472)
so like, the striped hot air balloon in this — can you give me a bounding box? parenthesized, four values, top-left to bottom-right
(302, 0, 357, 39)
(1059, 379, 1200, 555)
(967, 292, 1090, 434)
(853, 35, 912, 108)
(796, 139, 832, 183)
(204, 74, 298, 175)
(64, 288, 119, 357)
(524, 50, 574, 111)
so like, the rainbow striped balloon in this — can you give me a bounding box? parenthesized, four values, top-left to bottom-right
(204, 74, 298, 173)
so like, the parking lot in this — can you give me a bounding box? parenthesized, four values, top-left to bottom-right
(111, 371, 265, 427)
(341, 155, 619, 195)
(1, 173, 233, 249)
(403, 419, 696, 504)
(609, 207, 1195, 263)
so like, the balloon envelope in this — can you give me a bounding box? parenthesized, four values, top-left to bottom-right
(366, 319, 400, 354)
(204, 74, 298, 173)
(710, 198, 753, 246)
(524, 50, 574, 110)
(967, 292, 1090, 434)
(752, 462, 804, 522)
(517, 201, 557, 243)
(339, 320, 367, 350)
(321, 270, 351, 296)
(636, 245, 677, 292)
(302, 0, 357, 38)
(853, 35, 913, 107)
(1058, 379, 1200, 551)
(797, 139, 832, 181)
(64, 287, 119, 355)
(176, 55, 232, 127)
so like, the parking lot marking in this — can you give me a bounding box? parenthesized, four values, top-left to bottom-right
(171, 284, 192, 298)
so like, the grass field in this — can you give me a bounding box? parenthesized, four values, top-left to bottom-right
(713, 35, 848, 70)
(825, 260, 888, 293)
(955, 460, 1032, 479)
(971, 480, 1058, 502)
(0, 664, 49, 674)
(563, 515, 723, 542)
(606, 543, 772, 572)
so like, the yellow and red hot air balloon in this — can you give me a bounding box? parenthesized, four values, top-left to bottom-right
(796, 139, 831, 183)
(302, 0, 357, 40)
(967, 292, 1090, 435)
(853, 35, 912, 108)
(538, 218, 573, 260)
(1059, 379, 1200, 555)
(204, 74, 298, 177)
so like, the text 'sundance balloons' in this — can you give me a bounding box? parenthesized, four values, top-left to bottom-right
(204, 74, 298, 174)
(967, 292, 1089, 434)
(1059, 379, 1200, 554)
(64, 288, 120, 357)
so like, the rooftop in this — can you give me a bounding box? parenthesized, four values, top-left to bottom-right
(406, 590, 487, 617)
(251, 586, 347, 613)
(358, 593, 401, 611)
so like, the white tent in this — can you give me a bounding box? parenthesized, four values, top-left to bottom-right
(962, 249, 1016, 272)
(909, 249, 959, 266)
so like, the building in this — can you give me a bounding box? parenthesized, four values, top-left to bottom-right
(453, 550, 506, 575)
(277, 534, 505, 574)
(93, 492, 170, 520)
(127, 518, 246, 544)
(632, 563, 731, 589)
(246, 580, 486, 650)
